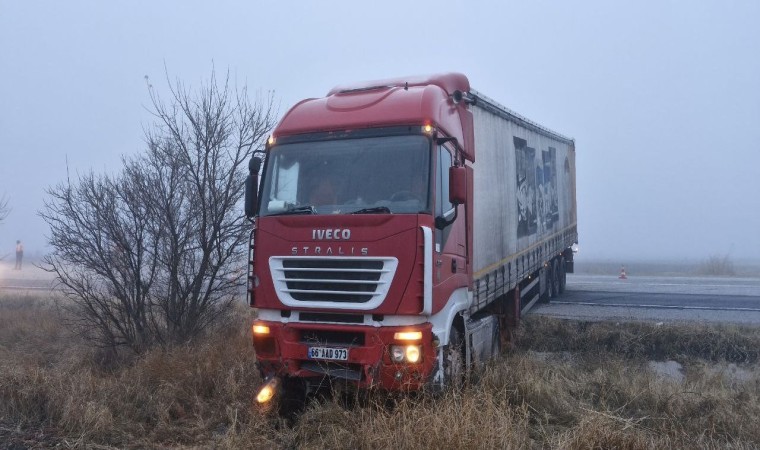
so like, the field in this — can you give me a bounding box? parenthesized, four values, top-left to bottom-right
(2, 292, 760, 449)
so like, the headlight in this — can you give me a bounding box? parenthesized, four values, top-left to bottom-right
(405, 345, 421, 363)
(391, 345, 422, 363)
(391, 346, 406, 362)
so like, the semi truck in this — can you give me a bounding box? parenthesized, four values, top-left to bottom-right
(244, 73, 577, 404)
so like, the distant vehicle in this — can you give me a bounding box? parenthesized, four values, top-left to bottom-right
(244, 73, 578, 404)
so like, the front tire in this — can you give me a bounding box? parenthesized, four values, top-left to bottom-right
(443, 327, 465, 388)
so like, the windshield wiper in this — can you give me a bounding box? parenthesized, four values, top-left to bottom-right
(351, 206, 391, 215)
(274, 205, 317, 216)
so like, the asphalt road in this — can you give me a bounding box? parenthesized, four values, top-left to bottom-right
(0, 263, 57, 292)
(532, 274, 760, 324)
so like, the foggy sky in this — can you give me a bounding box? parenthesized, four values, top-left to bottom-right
(1, 1, 759, 262)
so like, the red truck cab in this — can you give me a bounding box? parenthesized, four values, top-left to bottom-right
(246, 74, 476, 396)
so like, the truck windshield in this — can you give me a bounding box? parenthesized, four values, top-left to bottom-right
(259, 135, 431, 216)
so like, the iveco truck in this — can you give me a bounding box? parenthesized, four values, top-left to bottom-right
(244, 73, 577, 403)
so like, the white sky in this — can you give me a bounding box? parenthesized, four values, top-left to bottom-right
(1, 0, 759, 262)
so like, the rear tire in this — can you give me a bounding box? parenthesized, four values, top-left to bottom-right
(551, 259, 560, 298)
(558, 257, 567, 294)
(541, 265, 553, 303)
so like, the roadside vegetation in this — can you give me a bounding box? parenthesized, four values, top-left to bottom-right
(2, 292, 760, 449)
(697, 254, 737, 276)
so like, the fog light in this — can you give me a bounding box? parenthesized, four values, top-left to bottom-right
(255, 377, 280, 404)
(405, 345, 421, 363)
(391, 346, 405, 362)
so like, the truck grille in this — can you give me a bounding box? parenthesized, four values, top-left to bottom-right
(269, 257, 398, 309)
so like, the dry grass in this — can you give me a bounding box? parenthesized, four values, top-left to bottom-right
(1, 293, 760, 448)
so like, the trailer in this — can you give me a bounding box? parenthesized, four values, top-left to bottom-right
(244, 73, 577, 404)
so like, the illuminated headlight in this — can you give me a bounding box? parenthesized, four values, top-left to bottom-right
(391, 345, 422, 363)
(405, 345, 421, 363)
(255, 377, 280, 404)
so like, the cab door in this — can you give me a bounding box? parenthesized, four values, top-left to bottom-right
(433, 144, 468, 302)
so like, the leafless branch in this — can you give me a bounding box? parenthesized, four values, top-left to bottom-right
(41, 68, 277, 353)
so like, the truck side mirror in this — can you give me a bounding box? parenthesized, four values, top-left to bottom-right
(244, 156, 262, 218)
(449, 166, 466, 205)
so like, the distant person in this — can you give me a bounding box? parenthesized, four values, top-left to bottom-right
(14, 240, 23, 270)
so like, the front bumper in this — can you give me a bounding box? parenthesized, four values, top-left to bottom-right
(253, 320, 437, 391)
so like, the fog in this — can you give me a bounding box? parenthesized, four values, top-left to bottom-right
(1, 1, 758, 263)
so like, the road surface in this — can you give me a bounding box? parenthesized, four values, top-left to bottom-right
(0, 262, 57, 292)
(531, 274, 760, 324)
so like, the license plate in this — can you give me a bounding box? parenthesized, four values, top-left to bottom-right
(308, 346, 348, 361)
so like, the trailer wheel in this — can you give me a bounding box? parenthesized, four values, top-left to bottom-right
(551, 259, 560, 298)
(444, 327, 465, 388)
(558, 257, 567, 294)
(540, 265, 553, 303)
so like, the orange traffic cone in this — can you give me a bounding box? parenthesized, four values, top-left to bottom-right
(619, 266, 628, 280)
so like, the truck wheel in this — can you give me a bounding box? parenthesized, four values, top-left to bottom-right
(444, 327, 465, 388)
(558, 257, 567, 294)
(277, 377, 306, 420)
(551, 259, 560, 298)
(540, 265, 553, 303)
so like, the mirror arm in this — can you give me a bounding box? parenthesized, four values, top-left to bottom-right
(435, 205, 458, 230)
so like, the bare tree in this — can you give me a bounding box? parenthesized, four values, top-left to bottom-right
(41, 70, 276, 352)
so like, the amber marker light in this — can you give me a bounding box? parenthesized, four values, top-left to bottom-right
(422, 123, 434, 134)
(252, 324, 270, 335)
(394, 330, 422, 341)
(267, 135, 276, 146)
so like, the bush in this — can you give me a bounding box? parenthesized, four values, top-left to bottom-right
(698, 254, 736, 276)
